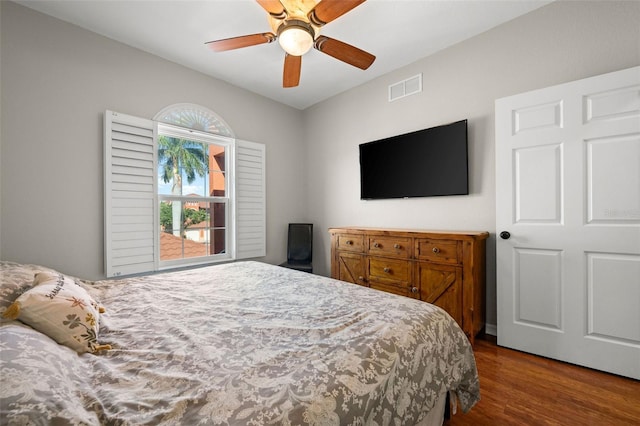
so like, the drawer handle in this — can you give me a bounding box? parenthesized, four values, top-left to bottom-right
(432, 247, 440, 254)
(394, 243, 400, 249)
(358, 276, 364, 281)
(383, 267, 391, 273)
(373, 242, 380, 248)
(345, 240, 353, 245)
(411, 286, 418, 294)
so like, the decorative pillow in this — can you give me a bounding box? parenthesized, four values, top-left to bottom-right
(2, 272, 111, 353)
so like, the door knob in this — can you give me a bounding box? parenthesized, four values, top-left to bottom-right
(500, 231, 511, 240)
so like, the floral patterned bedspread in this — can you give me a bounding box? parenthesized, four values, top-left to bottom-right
(1, 261, 479, 425)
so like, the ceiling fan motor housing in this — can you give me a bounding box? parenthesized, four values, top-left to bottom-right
(276, 19, 316, 56)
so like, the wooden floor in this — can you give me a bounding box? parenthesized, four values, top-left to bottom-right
(445, 336, 640, 425)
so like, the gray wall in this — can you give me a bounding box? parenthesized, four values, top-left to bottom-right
(304, 0, 640, 330)
(0, 1, 307, 279)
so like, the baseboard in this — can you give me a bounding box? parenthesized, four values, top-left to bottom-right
(485, 323, 497, 336)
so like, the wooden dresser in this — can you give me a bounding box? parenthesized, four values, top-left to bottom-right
(329, 227, 489, 344)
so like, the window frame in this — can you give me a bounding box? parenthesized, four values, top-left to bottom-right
(156, 123, 236, 270)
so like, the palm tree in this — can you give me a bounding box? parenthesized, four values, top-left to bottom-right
(158, 136, 208, 237)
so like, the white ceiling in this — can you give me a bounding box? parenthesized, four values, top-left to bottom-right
(15, 0, 552, 110)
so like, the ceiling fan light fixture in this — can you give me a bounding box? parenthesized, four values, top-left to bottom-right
(277, 20, 315, 56)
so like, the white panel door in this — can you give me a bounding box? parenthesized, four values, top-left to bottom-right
(496, 67, 640, 379)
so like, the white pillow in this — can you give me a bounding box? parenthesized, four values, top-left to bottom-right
(3, 272, 110, 353)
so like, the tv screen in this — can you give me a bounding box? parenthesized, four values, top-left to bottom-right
(359, 119, 468, 200)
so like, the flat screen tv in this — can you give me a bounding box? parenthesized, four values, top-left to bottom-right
(359, 119, 468, 200)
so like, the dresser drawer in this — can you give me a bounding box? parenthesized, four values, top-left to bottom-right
(336, 234, 364, 252)
(367, 236, 411, 259)
(367, 257, 410, 282)
(415, 239, 461, 264)
(370, 280, 413, 297)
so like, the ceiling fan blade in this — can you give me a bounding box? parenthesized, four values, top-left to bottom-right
(308, 0, 366, 26)
(206, 33, 276, 52)
(256, 0, 286, 19)
(283, 54, 302, 88)
(314, 36, 375, 70)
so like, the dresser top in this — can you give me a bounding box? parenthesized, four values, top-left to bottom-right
(329, 227, 489, 240)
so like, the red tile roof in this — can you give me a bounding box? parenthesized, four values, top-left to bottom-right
(160, 232, 208, 260)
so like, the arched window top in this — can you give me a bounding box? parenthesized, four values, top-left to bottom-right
(154, 103, 235, 138)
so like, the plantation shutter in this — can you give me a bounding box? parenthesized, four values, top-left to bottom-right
(104, 110, 157, 277)
(235, 140, 266, 259)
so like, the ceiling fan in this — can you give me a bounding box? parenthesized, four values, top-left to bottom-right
(205, 0, 375, 88)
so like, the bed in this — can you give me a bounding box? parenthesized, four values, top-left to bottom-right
(0, 260, 480, 425)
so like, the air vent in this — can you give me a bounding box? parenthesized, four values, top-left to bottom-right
(388, 74, 422, 102)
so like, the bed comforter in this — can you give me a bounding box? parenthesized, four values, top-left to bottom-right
(0, 260, 479, 425)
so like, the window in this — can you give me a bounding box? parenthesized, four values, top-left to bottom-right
(104, 107, 265, 278)
(157, 124, 232, 267)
